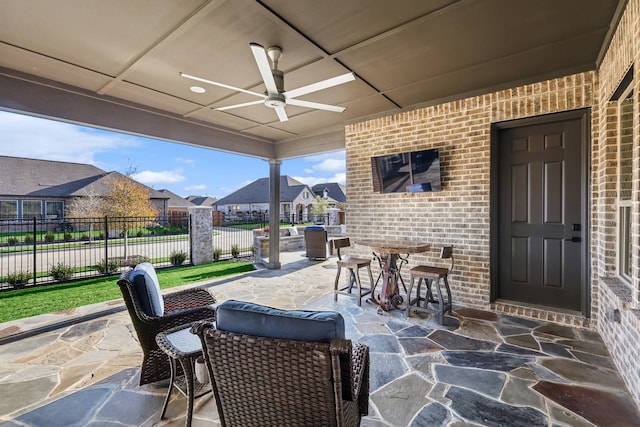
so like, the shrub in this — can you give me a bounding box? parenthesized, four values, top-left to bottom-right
(96, 259, 120, 274)
(80, 234, 90, 241)
(63, 232, 73, 242)
(44, 231, 55, 242)
(7, 237, 18, 246)
(50, 263, 74, 282)
(7, 270, 31, 288)
(132, 255, 150, 264)
(213, 248, 222, 261)
(136, 230, 144, 237)
(170, 250, 187, 266)
(23, 234, 34, 244)
(231, 244, 240, 258)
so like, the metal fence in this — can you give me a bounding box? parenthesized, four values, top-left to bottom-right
(0, 212, 263, 290)
(0, 212, 330, 290)
(0, 215, 188, 289)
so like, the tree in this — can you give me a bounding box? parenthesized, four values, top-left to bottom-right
(312, 195, 328, 215)
(67, 190, 103, 242)
(312, 195, 328, 224)
(102, 173, 158, 259)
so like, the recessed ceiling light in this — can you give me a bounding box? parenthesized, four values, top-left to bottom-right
(190, 86, 206, 94)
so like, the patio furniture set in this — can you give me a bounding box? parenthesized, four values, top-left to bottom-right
(116, 235, 452, 426)
(332, 237, 455, 323)
(117, 261, 372, 427)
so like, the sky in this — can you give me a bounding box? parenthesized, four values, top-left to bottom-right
(0, 110, 346, 199)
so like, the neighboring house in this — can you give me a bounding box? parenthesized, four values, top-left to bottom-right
(158, 189, 195, 226)
(186, 195, 217, 207)
(214, 176, 317, 222)
(0, 155, 169, 220)
(311, 182, 346, 208)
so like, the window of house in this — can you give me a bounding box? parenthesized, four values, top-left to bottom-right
(618, 84, 634, 281)
(46, 201, 64, 219)
(22, 200, 42, 219)
(0, 200, 18, 219)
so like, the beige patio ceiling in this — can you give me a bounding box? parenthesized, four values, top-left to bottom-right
(0, 0, 624, 161)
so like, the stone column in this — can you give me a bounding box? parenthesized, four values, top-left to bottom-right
(189, 206, 213, 265)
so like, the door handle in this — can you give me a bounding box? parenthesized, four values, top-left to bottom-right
(565, 237, 581, 242)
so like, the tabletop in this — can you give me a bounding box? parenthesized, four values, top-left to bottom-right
(353, 238, 430, 254)
(157, 326, 203, 358)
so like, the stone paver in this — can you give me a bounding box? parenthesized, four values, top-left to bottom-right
(1, 251, 640, 426)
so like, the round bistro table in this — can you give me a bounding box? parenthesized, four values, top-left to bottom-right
(354, 239, 430, 311)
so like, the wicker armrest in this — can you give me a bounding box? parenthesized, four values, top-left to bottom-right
(351, 343, 370, 416)
(190, 320, 215, 335)
(332, 340, 369, 405)
(164, 287, 216, 312)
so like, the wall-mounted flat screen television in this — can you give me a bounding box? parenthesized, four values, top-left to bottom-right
(371, 148, 441, 193)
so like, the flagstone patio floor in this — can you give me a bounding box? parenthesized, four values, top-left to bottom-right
(1, 251, 639, 426)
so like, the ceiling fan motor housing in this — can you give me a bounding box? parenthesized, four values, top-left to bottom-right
(265, 92, 286, 108)
(265, 69, 285, 108)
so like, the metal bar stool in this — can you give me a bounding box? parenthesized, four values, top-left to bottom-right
(406, 246, 454, 324)
(333, 237, 374, 306)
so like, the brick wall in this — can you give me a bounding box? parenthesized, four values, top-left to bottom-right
(594, 0, 640, 407)
(345, 0, 640, 407)
(345, 73, 595, 312)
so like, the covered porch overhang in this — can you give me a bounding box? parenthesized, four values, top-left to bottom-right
(4, 0, 640, 421)
(0, 0, 626, 269)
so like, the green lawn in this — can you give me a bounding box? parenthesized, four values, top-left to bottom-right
(0, 261, 254, 323)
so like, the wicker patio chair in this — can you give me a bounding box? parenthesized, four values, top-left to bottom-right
(117, 264, 216, 385)
(191, 301, 370, 427)
(305, 225, 329, 259)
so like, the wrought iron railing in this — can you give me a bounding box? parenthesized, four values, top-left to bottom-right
(0, 212, 262, 290)
(0, 212, 332, 289)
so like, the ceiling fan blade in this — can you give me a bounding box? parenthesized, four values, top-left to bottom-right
(250, 43, 279, 94)
(287, 98, 346, 113)
(180, 72, 263, 98)
(284, 72, 355, 99)
(215, 100, 264, 111)
(275, 106, 288, 122)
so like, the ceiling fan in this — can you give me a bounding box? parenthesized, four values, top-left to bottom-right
(180, 43, 355, 122)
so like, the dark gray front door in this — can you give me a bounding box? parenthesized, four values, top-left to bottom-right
(497, 115, 585, 311)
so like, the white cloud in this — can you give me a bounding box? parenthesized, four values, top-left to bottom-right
(185, 184, 207, 192)
(175, 157, 195, 165)
(295, 151, 346, 186)
(293, 172, 346, 187)
(302, 152, 345, 172)
(311, 158, 346, 173)
(330, 172, 346, 184)
(0, 111, 140, 165)
(131, 170, 186, 186)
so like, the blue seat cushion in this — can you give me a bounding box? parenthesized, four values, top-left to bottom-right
(215, 300, 345, 343)
(129, 262, 164, 317)
(305, 225, 325, 231)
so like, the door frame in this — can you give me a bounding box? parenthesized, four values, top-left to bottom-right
(490, 109, 591, 317)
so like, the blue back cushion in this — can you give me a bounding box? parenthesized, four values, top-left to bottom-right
(215, 300, 345, 343)
(129, 262, 164, 317)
